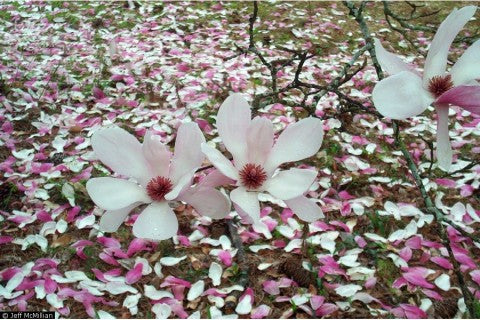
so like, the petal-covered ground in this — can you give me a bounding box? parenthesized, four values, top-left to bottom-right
(1, 1, 479, 318)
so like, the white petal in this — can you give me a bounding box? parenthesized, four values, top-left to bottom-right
(142, 130, 171, 178)
(144, 285, 174, 300)
(132, 202, 178, 241)
(6, 272, 24, 292)
(435, 105, 453, 171)
(217, 93, 251, 166)
(100, 203, 140, 233)
(451, 39, 480, 86)
(284, 195, 324, 222)
(86, 177, 150, 211)
(434, 274, 451, 291)
(374, 38, 415, 75)
(209, 262, 223, 286)
(152, 303, 171, 319)
(187, 280, 205, 301)
(201, 143, 239, 180)
(179, 187, 230, 219)
(91, 126, 151, 185)
(230, 187, 260, 224)
(264, 169, 317, 200)
(372, 71, 433, 119)
(424, 6, 477, 84)
(264, 117, 323, 173)
(169, 122, 205, 184)
(235, 295, 252, 315)
(246, 117, 274, 165)
(335, 284, 362, 297)
(160, 256, 187, 266)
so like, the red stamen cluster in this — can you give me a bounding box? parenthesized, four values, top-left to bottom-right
(146, 176, 173, 201)
(428, 75, 454, 98)
(239, 163, 267, 190)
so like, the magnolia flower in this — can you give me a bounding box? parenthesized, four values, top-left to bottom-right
(372, 6, 480, 171)
(86, 123, 230, 241)
(201, 93, 324, 225)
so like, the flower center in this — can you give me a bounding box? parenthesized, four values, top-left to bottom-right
(146, 176, 173, 201)
(428, 75, 454, 98)
(239, 163, 267, 190)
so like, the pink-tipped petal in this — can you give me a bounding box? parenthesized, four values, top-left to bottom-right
(246, 117, 274, 165)
(197, 169, 236, 189)
(434, 105, 453, 171)
(169, 122, 205, 184)
(264, 169, 317, 201)
(230, 187, 260, 224)
(91, 127, 151, 185)
(142, 130, 171, 178)
(284, 195, 324, 223)
(99, 203, 140, 233)
(372, 71, 433, 119)
(436, 85, 480, 114)
(217, 93, 251, 167)
(201, 143, 239, 180)
(132, 202, 178, 241)
(374, 38, 416, 75)
(264, 117, 323, 173)
(179, 187, 231, 219)
(451, 39, 480, 85)
(86, 177, 150, 211)
(423, 6, 477, 84)
(164, 172, 193, 201)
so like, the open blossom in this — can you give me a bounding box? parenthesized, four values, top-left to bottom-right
(201, 93, 324, 225)
(372, 6, 480, 170)
(86, 123, 230, 241)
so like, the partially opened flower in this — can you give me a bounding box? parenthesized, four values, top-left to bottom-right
(201, 93, 324, 225)
(86, 123, 230, 241)
(372, 6, 480, 170)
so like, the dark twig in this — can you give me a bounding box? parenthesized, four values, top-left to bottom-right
(225, 220, 250, 309)
(345, 1, 477, 316)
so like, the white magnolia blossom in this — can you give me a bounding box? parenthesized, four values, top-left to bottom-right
(372, 6, 480, 171)
(202, 93, 324, 225)
(86, 123, 230, 241)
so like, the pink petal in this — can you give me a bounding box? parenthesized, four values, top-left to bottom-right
(246, 117, 274, 165)
(251, 304, 271, 319)
(434, 105, 453, 171)
(372, 71, 432, 120)
(470, 270, 480, 285)
(264, 117, 323, 173)
(86, 177, 150, 211)
(451, 39, 480, 85)
(423, 6, 477, 84)
(316, 303, 338, 317)
(126, 263, 143, 284)
(169, 122, 205, 185)
(132, 202, 178, 241)
(284, 195, 324, 223)
(310, 295, 325, 310)
(436, 85, 480, 115)
(403, 271, 434, 289)
(91, 126, 151, 185)
(402, 304, 428, 319)
(431, 256, 453, 270)
(263, 280, 280, 295)
(127, 239, 148, 257)
(217, 93, 251, 167)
